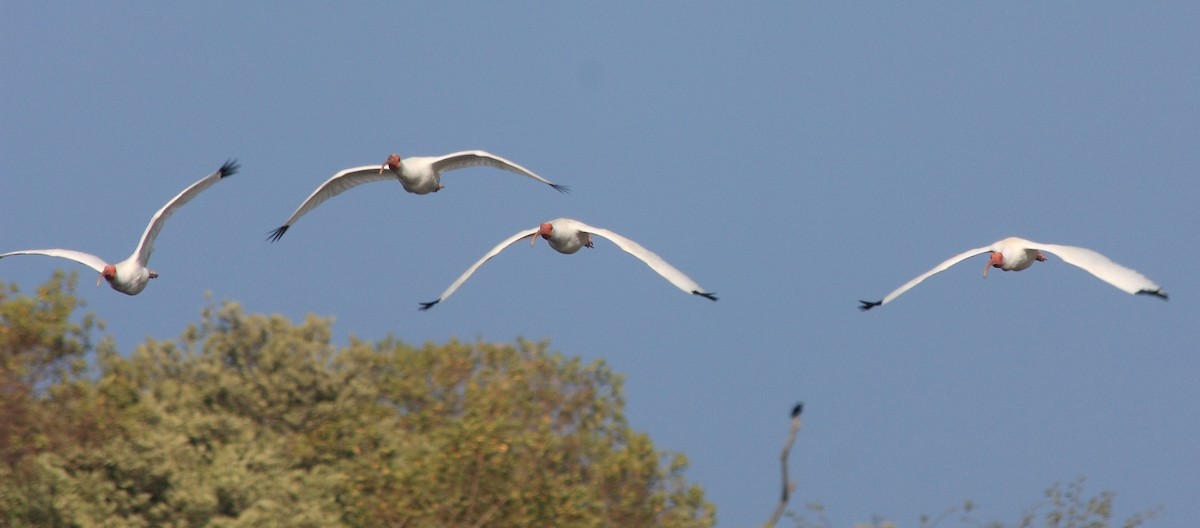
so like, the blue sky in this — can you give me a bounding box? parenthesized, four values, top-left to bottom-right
(2, 3, 1197, 526)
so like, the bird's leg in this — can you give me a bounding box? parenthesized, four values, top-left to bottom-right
(149, 270, 159, 279)
(1035, 251, 1047, 262)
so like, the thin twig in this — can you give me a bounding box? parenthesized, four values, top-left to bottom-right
(766, 402, 803, 528)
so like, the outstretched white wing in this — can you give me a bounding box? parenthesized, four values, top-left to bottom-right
(431, 150, 568, 193)
(574, 221, 717, 301)
(1027, 242, 1167, 298)
(268, 164, 395, 241)
(860, 244, 995, 310)
(0, 248, 108, 274)
(419, 227, 540, 310)
(132, 160, 238, 266)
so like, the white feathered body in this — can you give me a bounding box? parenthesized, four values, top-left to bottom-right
(991, 238, 1042, 272)
(542, 218, 592, 254)
(393, 157, 444, 195)
(109, 257, 154, 295)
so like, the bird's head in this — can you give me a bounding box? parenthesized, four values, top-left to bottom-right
(98, 264, 117, 286)
(532, 222, 554, 247)
(379, 153, 402, 175)
(983, 252, 1003, 278)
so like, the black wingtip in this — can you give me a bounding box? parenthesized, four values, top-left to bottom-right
(1138, 289, 1169, 300)
(692, 291, 718, 301)
(418, 300, 440, 311)
(267, 225, 289, 243)
(219, 159, 240, 178)
(858, 300, 882, 312)
(790, 402, 804, 418)
(551, 183, 570, 194)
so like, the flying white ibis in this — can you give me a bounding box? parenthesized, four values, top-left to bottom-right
(0, 160, 239, 296)
(859, 236, 1167, 310)
(267, 151, 567, 241)
(420, 217, 717, 310)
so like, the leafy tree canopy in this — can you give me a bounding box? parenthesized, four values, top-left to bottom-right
(0, 273, 714, 527)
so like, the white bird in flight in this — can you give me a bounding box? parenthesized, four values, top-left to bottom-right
(268, 151, 567, 241)
(420, 217, 717, 310)
(859, 236, 1167, 310)
(0, 160, 239, 296)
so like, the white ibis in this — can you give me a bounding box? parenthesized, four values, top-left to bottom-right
(859, 236, 1167, 310)
(267, 151, 567, 241)
(420, 217, 717, 310)
(0, 160, 239, 296)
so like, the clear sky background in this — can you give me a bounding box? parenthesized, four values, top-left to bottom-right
(2, 3, 1197, 526)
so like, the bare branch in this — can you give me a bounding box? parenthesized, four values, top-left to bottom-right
(766, 402, 803, 528)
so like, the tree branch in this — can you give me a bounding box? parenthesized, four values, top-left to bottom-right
(766, 402, 803, 528)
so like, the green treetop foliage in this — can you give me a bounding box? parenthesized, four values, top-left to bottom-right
(0, 273, 715, 527)
(0, 270, 96, 389)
